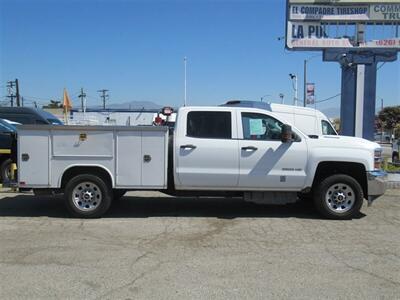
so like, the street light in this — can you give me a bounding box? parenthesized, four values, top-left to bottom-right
(279, 93, 284, 104)
(260, 94, 272, 102)
(289, 73, 298, 106)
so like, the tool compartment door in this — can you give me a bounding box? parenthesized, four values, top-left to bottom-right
(116, 131, 142, 187)
(18, 130, 49, 186)
(142, 130, 167, 187)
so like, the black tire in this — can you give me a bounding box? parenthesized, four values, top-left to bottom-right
(0, 158, 12, 183)
(313, 174, 363, 220)
(113, 189, 127, 201)
(64, 174, 112, 218)
(393, 151, 399, 162)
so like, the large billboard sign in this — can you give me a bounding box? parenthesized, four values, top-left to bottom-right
(286, 0, 400, 50)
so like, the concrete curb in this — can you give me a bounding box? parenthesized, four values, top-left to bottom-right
(387, 173, 400, 189)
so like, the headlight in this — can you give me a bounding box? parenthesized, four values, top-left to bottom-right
(374, 148, 383, 170)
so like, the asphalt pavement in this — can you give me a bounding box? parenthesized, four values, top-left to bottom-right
(0, 190, 399, 299)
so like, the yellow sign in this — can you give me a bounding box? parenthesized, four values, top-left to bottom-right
(79, 133, 87, 141)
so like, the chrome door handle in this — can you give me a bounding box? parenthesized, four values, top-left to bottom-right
(241, 146, 258, 151)
(180, 144, 197, 149)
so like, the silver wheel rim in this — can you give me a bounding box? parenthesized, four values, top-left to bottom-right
(325, 183, 355, 214)
(72, 181, 102, 212)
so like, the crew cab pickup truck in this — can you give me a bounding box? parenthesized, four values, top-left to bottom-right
(16, 106, 387, 219)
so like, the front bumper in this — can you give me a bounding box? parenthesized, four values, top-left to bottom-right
(367, 170, 387, 205)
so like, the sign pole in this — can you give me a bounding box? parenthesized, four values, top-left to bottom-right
(303, 60, 307, 107)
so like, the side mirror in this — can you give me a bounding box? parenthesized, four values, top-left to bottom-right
(281, 124, 292, 143)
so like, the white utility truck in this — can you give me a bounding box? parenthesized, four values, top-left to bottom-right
(16, 106, 387, 219)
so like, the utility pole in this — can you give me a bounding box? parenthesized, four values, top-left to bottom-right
(21, 96, 24, 107)
(6, 79, 21, 107)
(15, 79, 20, 107)
(97, 89, 109, 110)
(6, 80, 16, 107)
(78, 88, 86, 112)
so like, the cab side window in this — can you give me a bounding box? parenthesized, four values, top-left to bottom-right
(241, 113, 283, 140)
(187, 111, 231, 139)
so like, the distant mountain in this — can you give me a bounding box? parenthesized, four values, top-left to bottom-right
(321, 107, 340, 119)
(91, 101, 163, 110)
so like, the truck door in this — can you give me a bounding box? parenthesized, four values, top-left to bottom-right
(237, 111, 308, 190)
(175, 110, 239, 189)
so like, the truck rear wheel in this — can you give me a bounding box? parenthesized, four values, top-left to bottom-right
(313, 174, 363, 220)
(0, 158, 12, 183)
(64, 174, 112, 218)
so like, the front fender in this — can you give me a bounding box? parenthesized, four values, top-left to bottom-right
(305, 147, 371, 188)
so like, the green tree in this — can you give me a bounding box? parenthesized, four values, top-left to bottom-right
(395, 123, 400, 139)
(378, 106, 400, 138)
(332, 118, 340, 132)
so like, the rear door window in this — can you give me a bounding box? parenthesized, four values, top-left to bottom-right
(186, 111, 231, 139)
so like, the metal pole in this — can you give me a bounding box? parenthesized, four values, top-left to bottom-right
(295, 76, 298, 106)
(303, 60, 307, 107)
(381, 98, 384, 143)
(184, 57, 187, 107)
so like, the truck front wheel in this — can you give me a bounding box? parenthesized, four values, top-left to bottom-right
(314, 174, 363, 220)
(64, 174, 112, 218)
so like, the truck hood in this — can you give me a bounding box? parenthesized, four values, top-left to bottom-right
(307, 135, 380, 151)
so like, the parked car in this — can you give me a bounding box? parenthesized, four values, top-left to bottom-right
(0, 107, 63, 125)
(221, 100, 337, 136)
(393, 140, 399, 163)
(16, 105, 386, 220)
(0, 119, 17, 182)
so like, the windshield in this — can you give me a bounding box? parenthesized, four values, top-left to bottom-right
(0, 119, 16, 132)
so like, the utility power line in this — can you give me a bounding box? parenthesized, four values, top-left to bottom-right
(315, 93, 342, 103)
(377, 62, 386, 71)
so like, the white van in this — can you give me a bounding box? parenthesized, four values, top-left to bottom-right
(221, 100, 337, 136)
